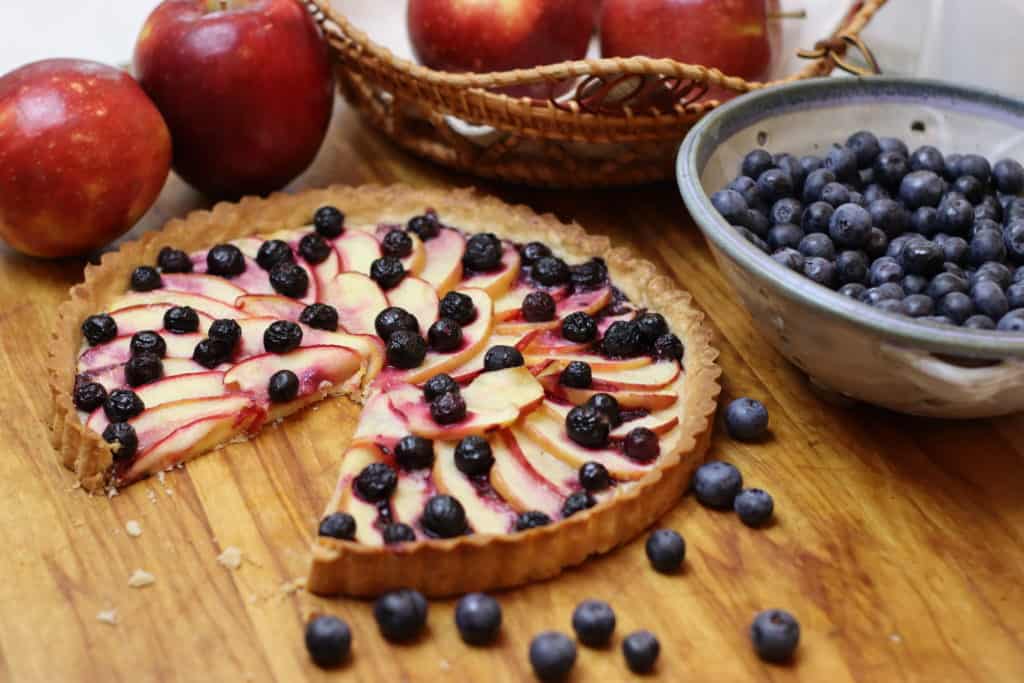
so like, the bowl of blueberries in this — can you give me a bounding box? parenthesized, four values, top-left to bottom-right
(677, 77, 1024, 418)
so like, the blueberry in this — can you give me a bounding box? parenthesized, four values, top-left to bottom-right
(771, 247, 804, 273)
(455, 593, 502, 646)
(1008, 282, 1024, 310)
(899, 238, 943, 276)
(775, 155, 806, 195)
(483, 344, 524, 371)
(862, 183, 890, 203)
(819, 182, 851, 208)
(304, 615, 351, 669)
(757, 168, 794, 204)
(861, 283, 904, 305)
(993, 158, 1024, 195)
(645, 529, 685, 573)
(938, 291, 975, 324)
(529, 631, 577, 682)
(381, 229, 413, 258)
(724, 397, 769, 441)
(124, 352, 163, 387)
(692, 461, 742, 509)
(878, 136, 909, 158)
(300, 303, 339, 331)
(751, 610, 800, 663)
(430, 391, 467, 424)
(103, 388, 145, 423)
(192, 338, 231, 369)
(873, 150, 910, 189)
(635, 312, 669, 346)
(835, 251, 869, 285)
(911, 206, 940, 237)
(973, 261, 1012, 289)
(1004, 221, 1024, 263)
(103, 422, 138, 461)
(515, 510, 552, 531)
(587, 393, 621, 427)
(838, 283, 866, 299)
(624, 427, 660, 461)
(899, 170, 943, 208)
(927, 272, 969, 300)
(532, 256, 571, 287)
(560, 361, 592, 388)
(824, 146, 858, 182)
(354, 462, 397, 502)
(972, 280, 1009, 320)
(382, 522, 417, 544)
(998, 310, 1024, 331)
(439, 291, 476, 325)
(374, 589, 428, 642)
(386, 330, 426, 369)
(267, 369, 299, 403)
(953, 174, 985, 204)
(863, 228, 888, 260)
(741, 148, 774, 179)
(394, 435, 435, 470)
(82, 313, 118, 346)
(868, 198, 910, 237)
(454, 435, 494, 476)
(767, 223, 804, 251)
(937, 196, 973, 235)
(744, 209, 771, 238)
(369, 256, 406, 290)
(299, 232, 331, 264)
(571, 258, 608, 289)
(130, 266, 162, 292)
(318, 512, 356, 540)
(269, 261, 310, 298)
(803, 257, 836, 287)
(206, 244, 246, 277)
(734, 488, 774, 527)
(975, 195, 1003, 223)
(712, 189, 749, 226)
(572, 600, 616, 648)
(800, 201, 834, 234)
(903, 294, 934, 317)
(463, 233, 504, 272)
(797, 232, 835, 259)
(622, 630, 661, 674)
(164, 305, 199, 334)
(969, 232, 1006, 267)
(407, 212, 441, 241)
(374, 306, 419, 341)
(566, 405, 609, 449)
(313, 205, 345, 238)
(653, 333, 684, 361)
(846, 131, 881, 168)
(522, 291, 556, 322)
(728, 175, 762, 207)
(422, 494, 467, 537)
(939, 235, 969, 264)
(799, 155, 824, 176)
(601, 320, 643, 358)
(964, 314, 996, 329)
(520, 241, 551, 265)
(256, 239, 294, 271)
(561, 311, 597, 343)
(802, 168, 837, 204)
(869, 257, 903, 286)
(263, 320, 303, 353)
(73, 380, 107, 412)
(427, 317, 463, 352)
(157, 246, 193, 273)
(909, 145, 944, 174)
(130, 330, 166, 358)
(739, 226, 770, 252)
(957, 154, 991, 183)
(848, 191, 866, 207)
(886, 234, 915, 260)
(578, 461, 611, 492)
(562, 490, 596, 518)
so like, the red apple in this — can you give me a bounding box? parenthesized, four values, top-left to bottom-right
(0, 59, 171, 258)
(133, 0, 334, 199)
(407, 0, 594, 98)
(600, 0, 773, 100)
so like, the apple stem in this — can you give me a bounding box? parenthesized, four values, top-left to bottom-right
(768, 9, 807, 19)
(206, 0, 235, 11)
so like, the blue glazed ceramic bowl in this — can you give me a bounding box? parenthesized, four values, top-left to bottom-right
(677, 77, 1024, 418)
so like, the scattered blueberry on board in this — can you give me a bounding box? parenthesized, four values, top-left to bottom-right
(455, 593, 502, 646)
(692, 461, 744, 509)
(571, 599, 616, 648)
(305, 615, 352, 669)
(713, 132, 1024, 331)
(622, 630, 661, 674)
(645, 529, 686, 573)
(529, 631, 577, 681)
(725, 397, 769, 441)
(373, 589, 428, 643)
(734, 488, 775, 528)
(750, 609, 801, 663)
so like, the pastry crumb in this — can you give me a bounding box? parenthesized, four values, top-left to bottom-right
(105, 486, 119, 499)
(217, 546, 243, 570)
(96, 608, 118, 625)
(439, 659, 451, 672)
(280, 578, 305, 595)
(146, 489, 157, 504)
(128, 569, 155, 588)
(125, 520, 142, 537)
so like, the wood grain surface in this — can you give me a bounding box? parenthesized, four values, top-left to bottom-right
(2, 97, 1023, 683)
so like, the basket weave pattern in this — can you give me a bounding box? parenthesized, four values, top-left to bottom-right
(310, 0, 887, 187)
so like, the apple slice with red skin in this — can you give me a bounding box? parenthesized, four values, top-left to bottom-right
(446, 328, 539, 384)
(520, 409, 654, 480)
(589, 360, 680, 390)
(234, 294, 306, 320)
(319, 272, 389, 336)
(489, 429, 570, 519)
(113, 290, 246, 321)
(526, 350, 652, 373)
(459, 241, 520, 299)
(85, 370, 227, 430)
(329, 445, 387, 546)
(494, 282, 570, 321)
(432, 440, 517, 534)
(392, 288, 493, 385)
(420, 227, 465, 295)
(515, 307, 635, 355)
(83, 357, 210, 393)
(159, 272, 249, 306)
(388, 467, 434, 536)
(232, 317, 384, 380)
(335, 229, 381, 275)
(539, 399, 679, 439)
(78, 332, 204, 372)
(117, 394, 257, 457)
(107, 303, 216, 337)
(386, 276, 440, 335)
(495, 286, 612, 335)
(223, 345, 363, 414)
(538, 372, 679, 410)
(190, 248, 318, 304)
(122, 401, 263, 484)
(350, 389, 408, 449)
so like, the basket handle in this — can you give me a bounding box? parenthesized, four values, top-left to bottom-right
(797, 34, 882, 77)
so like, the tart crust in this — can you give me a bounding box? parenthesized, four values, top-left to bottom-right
(49, 184, 721, 595)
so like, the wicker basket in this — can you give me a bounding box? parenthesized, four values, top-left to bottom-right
(309, 0, 887, 187)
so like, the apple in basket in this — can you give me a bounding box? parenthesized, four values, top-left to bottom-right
(600, 0, 775, 102)
(407, 0, 595, 99)
(133, 0, 334, 200)
(0, 59, 171, 258)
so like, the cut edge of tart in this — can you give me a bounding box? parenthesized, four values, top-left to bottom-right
(48, 184, 721, 597)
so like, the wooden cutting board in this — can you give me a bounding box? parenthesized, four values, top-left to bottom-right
(1, 99, 1022, 682)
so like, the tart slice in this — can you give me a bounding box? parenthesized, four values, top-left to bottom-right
(50, 185, 719, 597)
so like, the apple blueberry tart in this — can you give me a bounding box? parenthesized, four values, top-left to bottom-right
(50, 185, 720, 595)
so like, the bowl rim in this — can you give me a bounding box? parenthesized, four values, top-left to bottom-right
(677, 75, 1024, 360)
